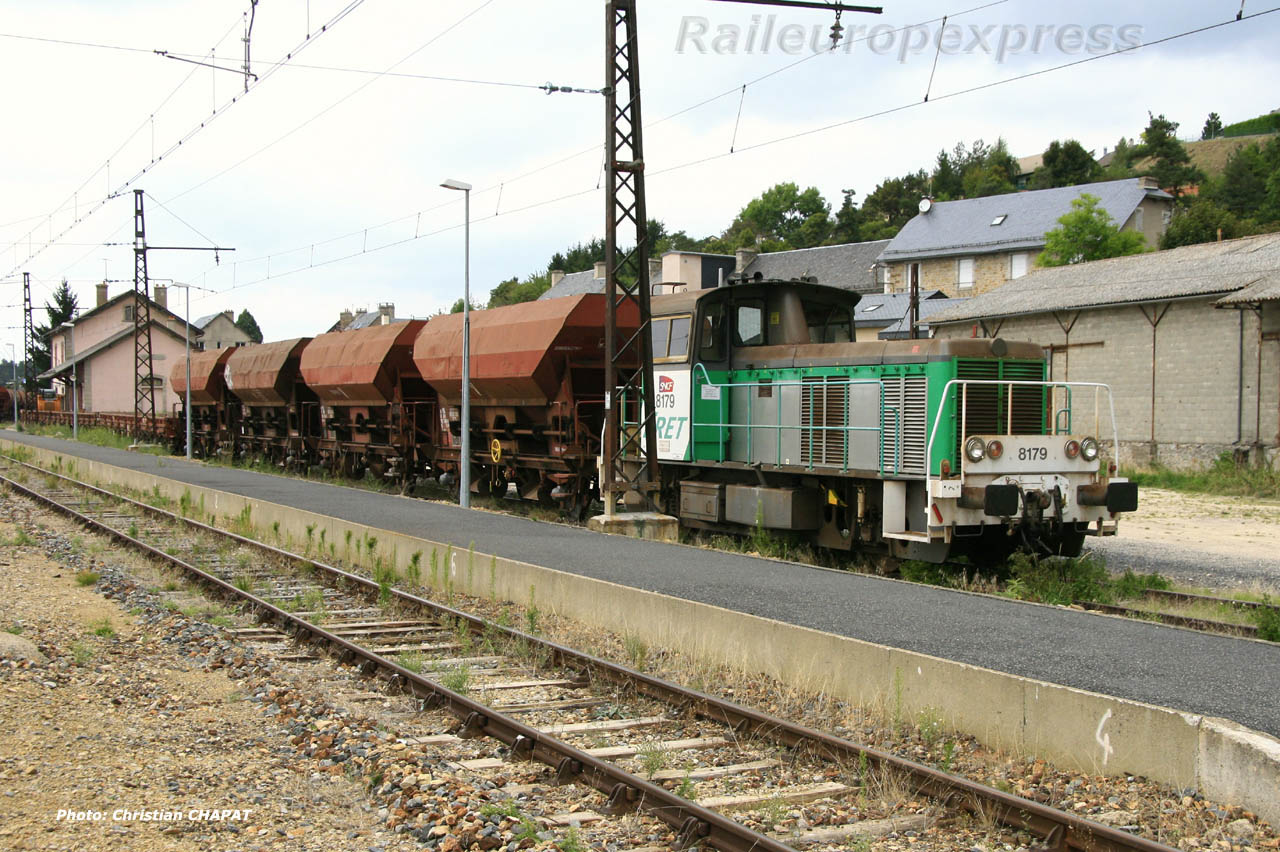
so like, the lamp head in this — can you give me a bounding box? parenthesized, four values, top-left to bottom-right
(440, 178, 472, 192)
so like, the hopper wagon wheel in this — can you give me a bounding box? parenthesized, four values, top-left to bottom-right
(367, 456, 388, 480)
(474, 470, 495, 498)
(536, 478, 556, 508)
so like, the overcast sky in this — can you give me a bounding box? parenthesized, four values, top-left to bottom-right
(2, 0, 1277, 349)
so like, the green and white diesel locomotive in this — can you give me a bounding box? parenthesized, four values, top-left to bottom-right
(639, 278, 1137, 563)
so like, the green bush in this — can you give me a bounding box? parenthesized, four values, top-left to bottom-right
(1255, 597, 1280, 643)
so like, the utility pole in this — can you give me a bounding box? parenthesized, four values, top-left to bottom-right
(21, 272, 34, 394)
(601, 0, 659, 516)
(130, 189, 234, 439)
(133, 190, 156, 435)
(598, 0, 881, 518)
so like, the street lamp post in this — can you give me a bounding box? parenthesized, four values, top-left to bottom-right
(169, 283, 194, 460)
(69, 320, 78, 440)
(440, 178, 473, 509)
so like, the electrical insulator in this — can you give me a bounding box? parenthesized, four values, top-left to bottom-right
(830, 10, 844, 48)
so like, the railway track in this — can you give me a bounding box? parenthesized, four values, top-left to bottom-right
(0, 454, 1181, 852)
(1076, 589, 1278, 641)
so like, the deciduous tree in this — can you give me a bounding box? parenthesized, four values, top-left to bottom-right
(1038, 194, 1147, 266)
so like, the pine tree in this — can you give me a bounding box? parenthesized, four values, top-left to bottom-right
(234, 309, 264, 344)
(30, 280, 79, 390)
(1133, 113, 1204, 197)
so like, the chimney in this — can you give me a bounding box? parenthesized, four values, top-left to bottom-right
(379, 302, 394, 324)
(549, 269, 565, 287)
(648, 258, 662, 284)
(96, 282, 108, 307)
(154, 284, 168, 310)
(735, 248, 757, 274)
(223, 310, 234, 321)
(339, 309, 354, 328)
(593, 261, 607, 280)
(1138, 175, 1160, 190)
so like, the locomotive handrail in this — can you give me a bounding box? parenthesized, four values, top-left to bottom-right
(923, 379, 1120, 536)
(688, 365, 904, 475)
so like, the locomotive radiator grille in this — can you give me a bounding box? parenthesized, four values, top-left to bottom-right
(954, 359, 1047, 463)
(881, 375, 927, 476)
(800, 377, 849, 468)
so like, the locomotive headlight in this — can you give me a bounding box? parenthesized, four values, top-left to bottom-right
(986, 440, 1004, 460)
(1064, 439, 1081, 459)
(964, 436, 987, 463)
(1080, 436, 1100, 461)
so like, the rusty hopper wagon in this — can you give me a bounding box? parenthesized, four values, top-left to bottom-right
(298, 320, 431, 480)
(224, 338, 317, 464)
(412, 293, 639, 514)
(170, 348, 237, 458)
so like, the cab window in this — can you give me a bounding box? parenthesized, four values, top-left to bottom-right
(805, 301, 854, 343)
(734, 301, 765, 346)
(651, 315, 692, 362)
(699, 303, 727, 361)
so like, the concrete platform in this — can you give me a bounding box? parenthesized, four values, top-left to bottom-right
(3, 430, 1278, 820)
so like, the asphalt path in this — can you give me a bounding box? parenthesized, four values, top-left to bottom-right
(5, 430, 1278, 736)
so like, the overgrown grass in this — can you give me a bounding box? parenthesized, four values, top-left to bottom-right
(21, 423, 168, 455)
(1123, 452, 1280, 500)
(1003, 553, 1170, 607)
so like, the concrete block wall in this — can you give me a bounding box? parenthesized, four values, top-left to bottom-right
(937, 299, 1279, 470)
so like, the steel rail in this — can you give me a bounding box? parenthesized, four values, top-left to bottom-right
(0, 455, 1183, 852)
(1077, 600, 1260, 640)
(0, 464, 790, 852)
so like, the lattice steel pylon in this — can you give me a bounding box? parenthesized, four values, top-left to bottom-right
(22, 272, 35, 393)
(133, 189, 156, 435)
(601, 0, 660, 516)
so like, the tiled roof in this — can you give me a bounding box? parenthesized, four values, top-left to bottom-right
(743, 240, 890, 294)
(537, 270, 602, 300)
(928, 232, 1280, 324)
(878, 298, 969, 338)
(853, 290, 948, 328)
(880, 178, 1172, 262)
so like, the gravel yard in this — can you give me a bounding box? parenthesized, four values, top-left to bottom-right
(1090, 488, 1280, 592)
(1, 485, 1277, 852)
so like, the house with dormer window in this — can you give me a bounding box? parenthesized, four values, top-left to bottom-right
(878, 178, 1174, 297)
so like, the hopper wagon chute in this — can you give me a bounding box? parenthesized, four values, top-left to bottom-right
(298, 320, 431, 480)
(171, 347, 237, 458)
(224, 337, 317, 465)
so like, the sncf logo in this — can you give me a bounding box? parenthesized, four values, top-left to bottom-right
(658, 375, 675, 394)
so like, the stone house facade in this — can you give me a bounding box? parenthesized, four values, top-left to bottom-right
(194, 310, 252, 350)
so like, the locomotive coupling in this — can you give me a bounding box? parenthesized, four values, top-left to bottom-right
(1076, 481, 1139, 513)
